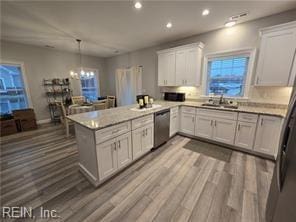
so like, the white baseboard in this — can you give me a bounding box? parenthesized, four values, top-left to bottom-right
(37, 118, 51, 124)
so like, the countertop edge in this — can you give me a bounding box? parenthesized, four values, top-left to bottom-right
(67, 102, 286, 131)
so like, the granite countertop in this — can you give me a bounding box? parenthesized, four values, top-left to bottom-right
(67, 101, 287, 130)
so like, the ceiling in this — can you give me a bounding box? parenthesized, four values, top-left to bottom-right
(1, 1, 296, 58)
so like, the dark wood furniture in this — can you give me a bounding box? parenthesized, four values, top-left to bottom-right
(12, 109, 37, 131)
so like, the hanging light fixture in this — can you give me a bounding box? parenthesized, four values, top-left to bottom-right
(70, 39, 92, 79)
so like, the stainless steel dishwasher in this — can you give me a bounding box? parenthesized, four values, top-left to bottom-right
(153, 109, 170, 149)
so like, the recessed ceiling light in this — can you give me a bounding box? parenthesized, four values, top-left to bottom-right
(166, 22, 172, 28)
(134, 2, 142, 9)
(202, 9, 210, 16)
(225, 20, 236, 27)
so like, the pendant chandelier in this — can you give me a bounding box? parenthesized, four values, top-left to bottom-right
(70, 39, 94, 79)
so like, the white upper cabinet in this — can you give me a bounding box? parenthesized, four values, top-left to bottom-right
(175, 49, 186, 85)
(158, 42, 204, 86)
(255, 21, 296, 86)
(157, 51, 176, 86)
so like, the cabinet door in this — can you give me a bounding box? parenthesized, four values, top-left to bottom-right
(254, 116, 282, 156)
(185, 47, 201, 86)
(235, 121, 256, 150)
(195, 115, 213, 139)
(142, 124, 154, 153)
(256, 27, 296, 86)
(158, 52, 176, 86)
(166, 52, 176, 86)
(117, 132, 132, 170)
(170, 113, 179, 137)
(212, 119, 237, 145)
(175, 49, 186, 86)
(97, 139, 118, 180)
(158, 53, 166, 86)
(180, 113, 195, 135)
(132, 127, 143, 160)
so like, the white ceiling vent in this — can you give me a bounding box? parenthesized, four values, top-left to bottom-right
(230, 12, 249, 20)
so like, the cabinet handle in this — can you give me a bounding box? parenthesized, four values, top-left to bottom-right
(214, 120, 217, 127)
(261, 118, 264, 126)
(114, 142, 117, 150)
(238, 123, 240, 131)
(256, 76, 259, 85)
(118, 141, 121, 149)
(143, 130, 145, 137)
(112, 129, 120, 134)
(192, 117, 195, 122)
(145, 129, 148, 136)
(210, 120, 213, 126)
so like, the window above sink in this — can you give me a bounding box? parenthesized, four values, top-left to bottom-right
(202, 48, 256, 99)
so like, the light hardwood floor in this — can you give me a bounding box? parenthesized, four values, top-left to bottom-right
(0, 123, 274, 222)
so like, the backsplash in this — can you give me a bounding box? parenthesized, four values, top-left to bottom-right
(161, 86, 292, 107)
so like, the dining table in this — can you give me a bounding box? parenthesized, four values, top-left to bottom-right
(67, 104, 95, 115)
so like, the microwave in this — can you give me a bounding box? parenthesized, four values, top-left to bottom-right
(164, 92, 185, 102)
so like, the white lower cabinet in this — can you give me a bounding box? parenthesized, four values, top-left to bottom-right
(235, 121, 257, 150)
(212, 119, 237, 145)
(142, 124, 154, 153)
(180, 113, 195, 135)
(170, 107, 179, 137)
(254, 115, 283, 156)
(180, 107, 196, 135)
(195, 115, 213, 139)
(97, 132, 132, 181)
(195, 115, 236, 145)
(117, 133, 133, 169)
(97, 137, 118, 180)
(132, 123, 154, 160)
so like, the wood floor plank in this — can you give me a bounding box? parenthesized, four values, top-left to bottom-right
(188, 181, 216, 222)
(0, 123, 274, 222)
(241, 190, 260, 222)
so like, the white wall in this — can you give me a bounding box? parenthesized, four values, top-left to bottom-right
(1, 41, 107, 121)
(106, 9, 296, 105)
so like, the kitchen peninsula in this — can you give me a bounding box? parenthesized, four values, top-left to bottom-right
(68, 101, 286, 187)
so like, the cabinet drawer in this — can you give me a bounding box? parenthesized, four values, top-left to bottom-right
(132, 114, 154, 130)
(196, 108, 238, 120)
(238, 113, 258, 123)
(181, 106, 196, 114)
(96, 121, 131, 144)
(170, 107, 179, 114)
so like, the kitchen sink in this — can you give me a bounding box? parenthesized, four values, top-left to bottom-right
(201, 103, 220, 107)
(201, 103, 238, 109)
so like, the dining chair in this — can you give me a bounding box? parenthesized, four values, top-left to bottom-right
(71, 96, 85, 105)
(56, 102, 73, 137)
(107, 96, 116, 108)
(93, 101, 107, 110)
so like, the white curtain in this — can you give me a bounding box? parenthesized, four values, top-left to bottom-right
(115, 66, 142, 106)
